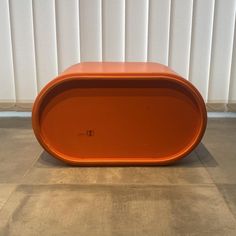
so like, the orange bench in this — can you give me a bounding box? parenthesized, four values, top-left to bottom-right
(32, 62, 207, 165)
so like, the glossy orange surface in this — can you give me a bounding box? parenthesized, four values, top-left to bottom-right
(32, 62, 207, 165)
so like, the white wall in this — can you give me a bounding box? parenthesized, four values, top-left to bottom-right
(0, 0, 236, 106)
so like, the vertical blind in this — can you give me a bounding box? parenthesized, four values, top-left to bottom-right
(0, 0, 236, 108)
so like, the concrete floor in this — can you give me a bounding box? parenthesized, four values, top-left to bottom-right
(0, 118, 236, 235)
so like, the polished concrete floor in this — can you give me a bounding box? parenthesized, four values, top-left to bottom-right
(0, 117, 236, 235)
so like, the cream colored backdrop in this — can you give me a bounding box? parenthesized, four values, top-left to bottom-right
(0, 0, 236, 110)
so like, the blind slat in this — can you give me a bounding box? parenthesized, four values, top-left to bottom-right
(102, 0, 125, 61)
(33, 0, 58, 89)
(56, 0, 80, 72)
(229, 15, 236, 103)
(0, 0, 15, 102)
(189, 0, 215, 101)
(148, 0, 171, 65)
(168, 0, 193, 78)
(208, 0, 236, 102)
(10, 0, 37, 102)
(79, 0, 102, 62)
(125, 0, 149, 62)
